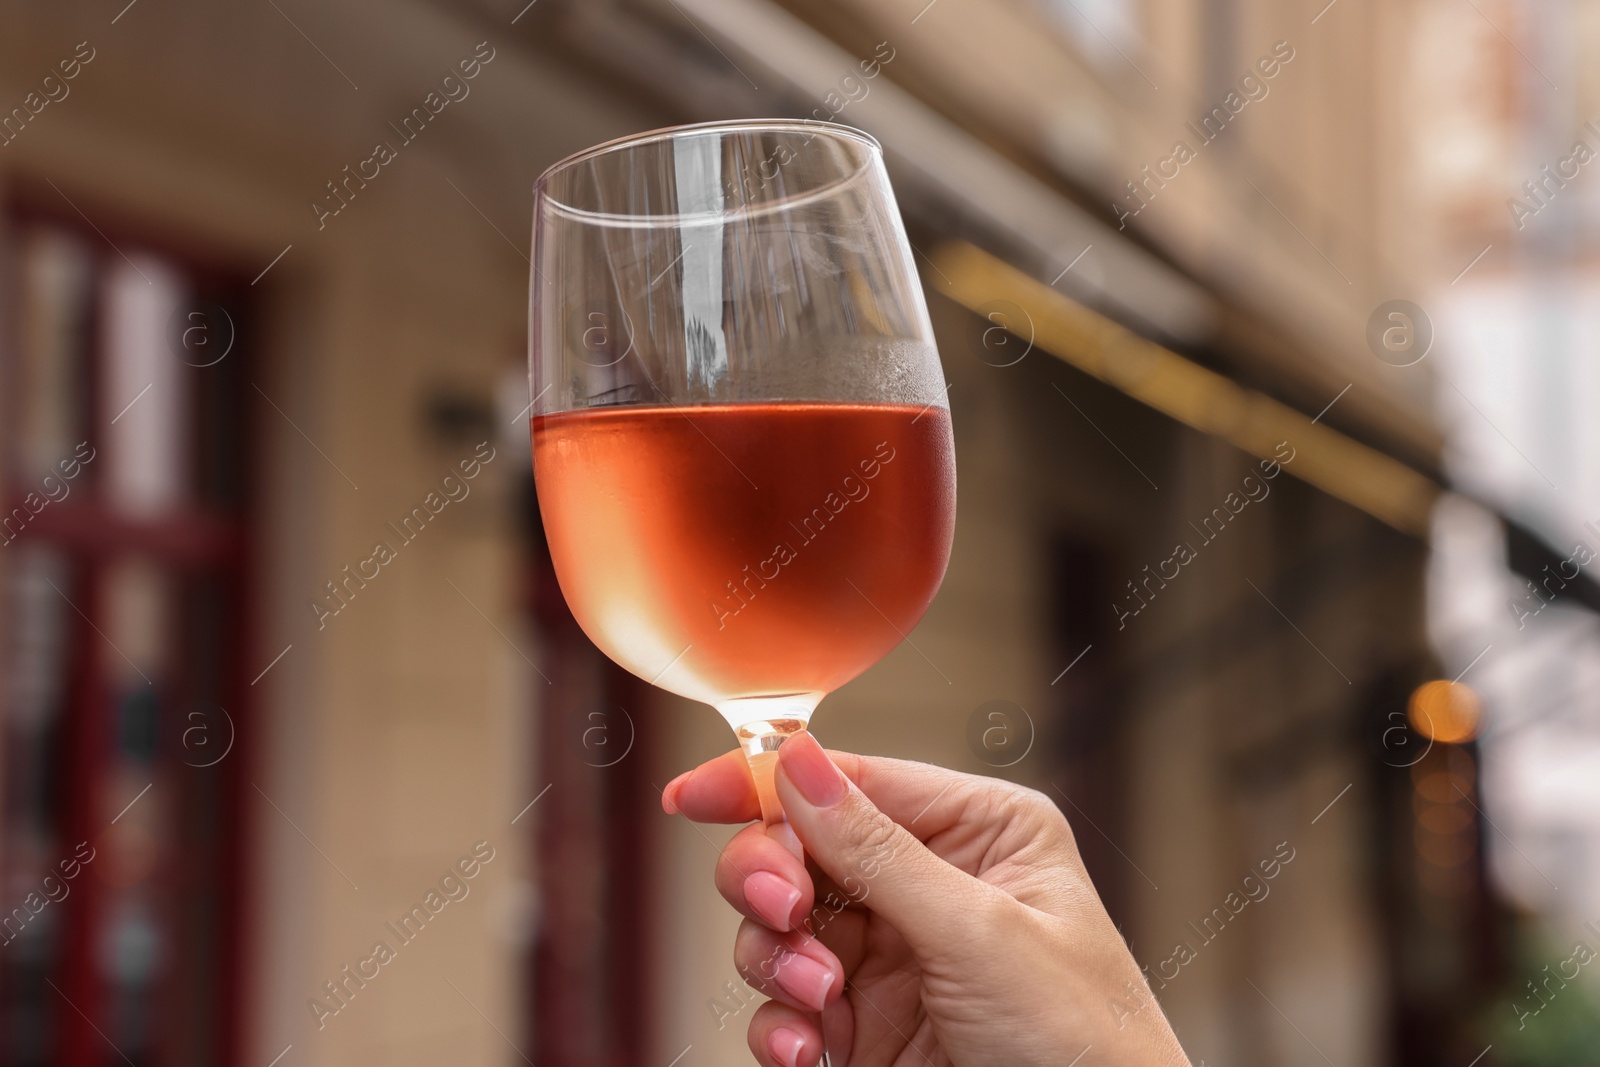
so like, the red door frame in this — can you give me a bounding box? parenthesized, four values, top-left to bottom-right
(2, 182, 261, 1066)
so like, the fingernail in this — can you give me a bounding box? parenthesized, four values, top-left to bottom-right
(775, 952, 835, 1012)
(778, 732, 846, 808)
(769, 1027, 807, 1067)
(743, 871, 801, 931)
(662, 771, 691, 815)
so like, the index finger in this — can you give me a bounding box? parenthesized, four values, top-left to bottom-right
(664, 745, 989, 839)
(664, 748, 761, 823)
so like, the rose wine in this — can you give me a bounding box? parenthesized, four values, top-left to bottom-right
(532, 402, 955, 707)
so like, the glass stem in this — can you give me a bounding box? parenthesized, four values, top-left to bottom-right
(724, 706, 813, 859)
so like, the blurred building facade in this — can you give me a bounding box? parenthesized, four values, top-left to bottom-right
(1405, 0, 1600, 1057)
(0, 0, 1566, 1065)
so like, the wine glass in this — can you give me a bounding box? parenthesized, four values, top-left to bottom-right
(529, 119, 955, 841)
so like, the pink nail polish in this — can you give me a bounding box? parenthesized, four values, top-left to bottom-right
(662, 771, 691, 814)
(777, 732, 846, 808)
(769, 1027, 806, 1067)
(743, 871, 801, 931)
(775, 951, 835, 1012)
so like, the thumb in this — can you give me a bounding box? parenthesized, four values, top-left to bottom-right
(774, 732, 1000, 961)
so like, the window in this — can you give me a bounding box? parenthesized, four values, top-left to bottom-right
(1, 194, 255, 1066)
(1036, 0, 1146, 74)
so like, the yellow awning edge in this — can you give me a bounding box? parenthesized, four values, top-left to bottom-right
(931, 240, 1440, 538)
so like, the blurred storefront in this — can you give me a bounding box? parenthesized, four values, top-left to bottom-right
(0, 0, 1588, 1065)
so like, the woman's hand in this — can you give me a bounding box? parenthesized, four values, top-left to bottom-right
(663, 731, 1192, 1067)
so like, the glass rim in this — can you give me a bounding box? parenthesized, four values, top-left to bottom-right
(533, 119, 884, 228)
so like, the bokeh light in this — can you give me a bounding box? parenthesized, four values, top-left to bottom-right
(1408, 680, 1483, 744)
